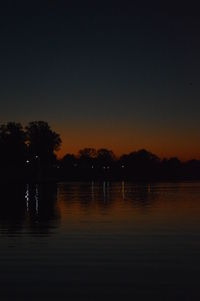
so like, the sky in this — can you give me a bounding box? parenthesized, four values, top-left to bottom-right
(0, 1, 200, 160)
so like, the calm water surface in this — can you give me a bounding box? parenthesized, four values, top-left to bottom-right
(0, 182, 200, 300)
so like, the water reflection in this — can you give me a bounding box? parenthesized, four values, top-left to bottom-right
(0, 184, 26, 235)
(58, 181, 159, 209)
(52, 182, 162, 223)
(0, 182, 200, 300)
(0, 181, 199, 237)
(0, 182, 199, 233)
(0, 183, 60, 236)
(56, 181, 200, 228)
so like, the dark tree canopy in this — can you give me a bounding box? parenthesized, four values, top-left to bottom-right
(0, 122, 26, 167)
(26, 121, 61, 164)
(96, 148, 115, 166)
(61, 154, 77, 168)
(79, 148, 97, 159)
(78, 148, 97, 168)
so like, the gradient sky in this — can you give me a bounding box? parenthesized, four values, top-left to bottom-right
(1, 1, 200, 160)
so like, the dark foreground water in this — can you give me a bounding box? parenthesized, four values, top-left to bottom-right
(0, 182, 200, 300)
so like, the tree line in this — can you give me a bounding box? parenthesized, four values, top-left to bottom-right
(0, 121, 61, 181)
(0, 121, 200, 181)
(60, 148, 200, 181)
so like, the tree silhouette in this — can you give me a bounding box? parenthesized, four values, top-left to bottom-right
(25, 121, 61, 179)
(79, 148, 97, 159)
(78, 148, 97, 168)
(96, 148, 115, 168)
(119, 149, 160, 180)
(161, 157, 182, 180)
(61, 154, 77, 168)
(26, 121, 61, 161)
(0, 122, 27, 168)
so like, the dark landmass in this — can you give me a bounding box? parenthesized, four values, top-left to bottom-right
(0, 121, 200, 182)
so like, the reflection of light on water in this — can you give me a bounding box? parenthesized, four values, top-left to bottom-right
(148, 184, 151, 193)
(25, 185, 39, 214)
(25, 184, 29, 211)
(103, 182, 110, 203)
(35, 185, 39, 214)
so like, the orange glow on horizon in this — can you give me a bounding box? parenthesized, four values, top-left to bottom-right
(55, 125, 200, 161)
(52, 120, 200, 161)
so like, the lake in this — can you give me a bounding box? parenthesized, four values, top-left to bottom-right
(0, 182, 200, 300)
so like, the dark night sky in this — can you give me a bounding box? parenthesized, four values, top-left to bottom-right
(1, 1, 200, 159)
